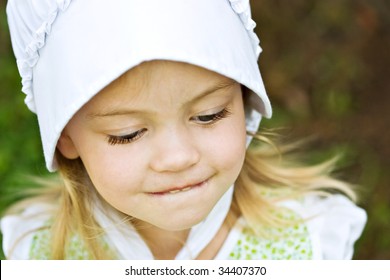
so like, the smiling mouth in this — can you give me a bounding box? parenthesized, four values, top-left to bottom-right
(149, 180, 208, 195)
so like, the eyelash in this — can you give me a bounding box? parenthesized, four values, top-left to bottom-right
(107, 128, 147, 145)
(191, 108, 232, 125)
(107, 108, 231, 145)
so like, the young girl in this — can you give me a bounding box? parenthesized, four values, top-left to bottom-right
(2, 0, 366, 259)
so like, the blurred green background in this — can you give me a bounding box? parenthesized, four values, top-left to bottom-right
(0, 0, 389, 259)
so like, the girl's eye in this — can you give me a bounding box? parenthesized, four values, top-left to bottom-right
(107, 128, 147, 145)
(191, 108, 231, 125)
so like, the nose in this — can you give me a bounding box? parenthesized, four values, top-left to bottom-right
(149, 126, 200, 173)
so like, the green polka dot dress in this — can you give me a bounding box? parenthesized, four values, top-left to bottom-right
(225, 218, 313, 260)
(26, 215, 313, 260)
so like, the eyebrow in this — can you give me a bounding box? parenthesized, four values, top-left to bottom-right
(87, 79, 237, 119)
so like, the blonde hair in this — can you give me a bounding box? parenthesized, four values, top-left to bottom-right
(236, 133, 357, 233)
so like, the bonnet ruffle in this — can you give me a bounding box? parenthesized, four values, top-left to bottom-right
(229, 0, 262, 57)
(7, 0, 72, 113)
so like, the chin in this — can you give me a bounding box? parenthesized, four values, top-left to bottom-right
(153, 212, 209, 232)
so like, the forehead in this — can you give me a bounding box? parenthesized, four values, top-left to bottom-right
(82, 60, 236, 113)
(106, 60, 229, 93)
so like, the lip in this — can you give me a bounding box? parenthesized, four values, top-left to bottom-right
(148, 180, 208, 196)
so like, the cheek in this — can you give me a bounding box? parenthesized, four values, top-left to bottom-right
(76, 138, 146, 195)
(81, 150, 148, 216)
(205, 114, 247, 174)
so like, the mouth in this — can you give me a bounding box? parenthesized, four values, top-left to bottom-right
(149, 180, 208, 196)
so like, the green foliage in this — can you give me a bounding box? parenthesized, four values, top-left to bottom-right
(0, 4, 50, 260)
(254, 0, 390, 259)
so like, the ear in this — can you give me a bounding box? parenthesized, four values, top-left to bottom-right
(57, 131, 80, 159)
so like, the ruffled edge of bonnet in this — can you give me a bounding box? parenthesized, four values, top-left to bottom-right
(15, 0, 72, 113)
(229, 0, 262, 57)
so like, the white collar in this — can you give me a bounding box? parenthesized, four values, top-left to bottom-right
(93, 185, 234, 259)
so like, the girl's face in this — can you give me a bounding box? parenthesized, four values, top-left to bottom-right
(58, 60, 247, 231)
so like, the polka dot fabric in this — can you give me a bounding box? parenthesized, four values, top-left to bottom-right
(29, 227, 91, 260)
(228, 222, 313, 260)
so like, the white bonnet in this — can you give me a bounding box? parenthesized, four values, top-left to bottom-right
(6, 0, 272, 171)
